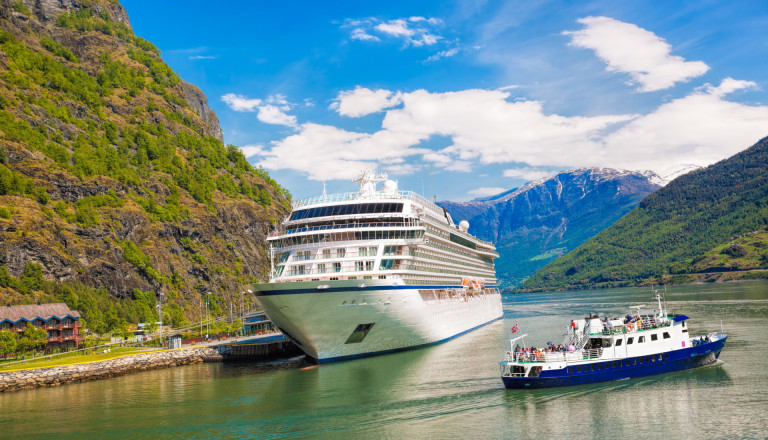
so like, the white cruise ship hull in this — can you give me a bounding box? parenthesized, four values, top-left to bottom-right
(253, 279, 503, 363)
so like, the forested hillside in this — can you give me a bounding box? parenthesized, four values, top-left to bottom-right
(522, 136, 768, 291)
(0, 0, 289, 333)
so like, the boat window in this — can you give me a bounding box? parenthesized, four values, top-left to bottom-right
(591, 364, 595, 371)
(638, 357, 644, 364)
(615, 339, 623, 346)
(627, 337, 634, 345)
(597, 363, 602, 370)
(568, 367, 574, 374)
(625, 360, 630, 367)
(663, 332, 671, 339)
(576, 366, 582, 373)
(638, 336, 645, 343)
(664, 353, 669, 359)
(658, 354, 663, 361)
(290, 203, 404, 220)
(603, 339, 613, 347)
(613, 361, 618, 368)
(646, 356, 651, 363)
(651, 334, 658, 341)
(632, 358, 637, 365)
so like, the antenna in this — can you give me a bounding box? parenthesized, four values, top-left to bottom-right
(321, 181, 327, 198)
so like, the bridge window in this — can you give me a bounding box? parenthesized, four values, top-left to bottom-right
(663, 332, 671, 339)
(651, 333, 658, 341)
(627, 337, 634, 345)
(616, 339, 623, 346)
(290, 203, 404, 220)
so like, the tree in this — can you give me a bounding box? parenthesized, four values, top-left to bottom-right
(17, 326, 47, 353)
(0, 330, 17, 358)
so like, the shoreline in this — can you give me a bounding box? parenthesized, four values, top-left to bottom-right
(0, 347, 222, 392)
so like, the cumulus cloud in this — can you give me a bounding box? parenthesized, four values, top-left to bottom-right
(222, 93, 297, 127)
(565, 16, 709, 92)
(239, 145, 263, 158)
(344, 17, 443, 48)
(330, 87, 403, 117)
(503, 167, 554, 181)
(426, 47, 459, 62)
(468, 187, 507, 197)
(221, 93, 261, 112)
(601, 78, 768, 170)
(255, 80, 768, 181)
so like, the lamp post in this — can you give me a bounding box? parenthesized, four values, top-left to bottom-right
(157, 290, 164, 348)
(206, 292, 212, 339)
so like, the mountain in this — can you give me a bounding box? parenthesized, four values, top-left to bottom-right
(0, 0, 290, 332)
(440, 168, 662, 288)
(522, 136, 768, 291)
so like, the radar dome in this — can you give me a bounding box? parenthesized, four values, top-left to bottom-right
(381, 180, 398, 193)
(459, 220, 469, 232)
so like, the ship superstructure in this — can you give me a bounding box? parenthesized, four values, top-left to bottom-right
(253, 170, 503, 363)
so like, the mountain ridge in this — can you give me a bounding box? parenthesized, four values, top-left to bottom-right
(440, 167, 662, 288)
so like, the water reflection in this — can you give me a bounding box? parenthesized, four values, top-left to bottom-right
(1, 282, 766, 439)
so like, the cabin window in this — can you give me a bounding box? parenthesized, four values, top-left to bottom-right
(576, 366, 582, 373)
(336, 249, 346, 258)
(639, 357, 644, 364)
(638, 336, 645, 343)
(627, 337, 634, 345)
(602, 339, 613, 347)
(657, 354, 663, 361)
(651, 334, 658, 341)
(616, 339, 623, 346)
(664, 353, 669, 359)
(624, 360, 630, 367)
(365, 261, 374, 271)
(355, 261, 364, 272)
(663, 332, 671, 339)
(333, 262, 342, 272)
(632, 359, 637, 365)
(613, 361, 618, 368)
(597, 363, 602, 370)
(568, 367, 574, 374)
(646, 356, 651, 363)
(317, 264, 326, 274)
(591, 364, 595, 371)
(322, 249, 332, 259)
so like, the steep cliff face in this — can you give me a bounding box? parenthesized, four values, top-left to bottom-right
(0, 0, 289, 326)
(440, 168, 661, 288)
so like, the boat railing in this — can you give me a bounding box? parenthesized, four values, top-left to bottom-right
(280, 221, 425, 236)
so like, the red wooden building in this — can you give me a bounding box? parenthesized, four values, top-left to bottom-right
(0, 303, 84, 350)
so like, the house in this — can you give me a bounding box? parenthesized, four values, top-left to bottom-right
(0, 303, 84, 350)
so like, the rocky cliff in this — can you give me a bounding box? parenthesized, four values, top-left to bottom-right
(0, 0, 289, 329)
(440, 168, 661, 288)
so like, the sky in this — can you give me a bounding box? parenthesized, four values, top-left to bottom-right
(120, 0, 768, 201)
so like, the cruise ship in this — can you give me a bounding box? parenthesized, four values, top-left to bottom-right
(252, 170, 503, 363)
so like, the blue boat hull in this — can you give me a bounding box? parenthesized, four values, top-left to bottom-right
(502, 335, 727, 389)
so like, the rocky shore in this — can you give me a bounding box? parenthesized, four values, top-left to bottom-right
(0, 347, 222, 392)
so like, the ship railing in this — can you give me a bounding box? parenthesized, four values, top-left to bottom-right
(280, 221, 425, 236)
(582, 348, 603, 359)
(289, 250, 413, 262)
(506, 351, 571, 363)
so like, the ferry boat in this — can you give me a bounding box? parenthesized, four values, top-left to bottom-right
(499, 291, 727, 388)
(253, 170, 503, 363)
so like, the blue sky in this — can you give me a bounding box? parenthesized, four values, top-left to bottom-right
(121, 0, 768, 201)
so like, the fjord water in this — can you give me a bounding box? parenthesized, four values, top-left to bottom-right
(3, 282, 767, 439)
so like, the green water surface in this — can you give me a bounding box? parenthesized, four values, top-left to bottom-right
(2, 282, 767, 439)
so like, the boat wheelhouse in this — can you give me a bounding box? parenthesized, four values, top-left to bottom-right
(499, 290, 727, 388)
(253, 170, 503, 363)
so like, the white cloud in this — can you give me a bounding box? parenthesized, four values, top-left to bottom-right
(330, 87, 403, 117)
(565, 16, 709, 92)
(239, 145, 263, 158)
(375, 19, 415, 38)
(601, 78, 768, 170)
(221, 93, 261, 112)
(467, 187, 507, 197)
(189, 55, 217, 60)
(426, 47, 459, 62)
(257, 105, 297, 127)
(256, 80, 768, 182)
(222, 93, 297, 127)
(257, 123, 428, 181)
(345, 16, 443, 47)
(503, 167, 553, 181)
(351, 28, 380, 42)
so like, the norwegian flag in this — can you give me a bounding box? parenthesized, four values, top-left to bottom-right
(511, 322, 519, 333)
